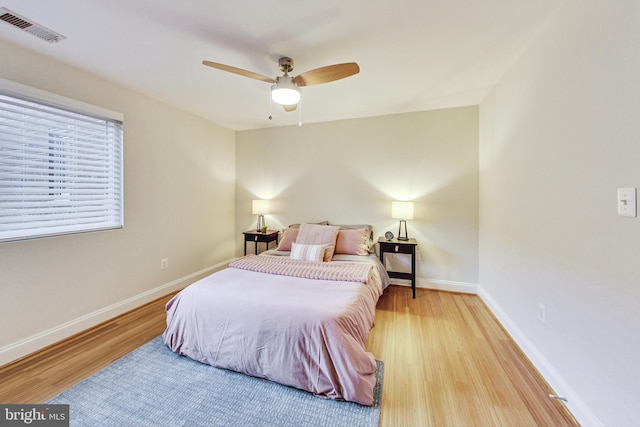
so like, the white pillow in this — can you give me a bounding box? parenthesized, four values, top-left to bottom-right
(290, 243, 327, 262)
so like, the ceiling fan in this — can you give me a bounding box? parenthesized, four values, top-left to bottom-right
(202, 57, 360, 113)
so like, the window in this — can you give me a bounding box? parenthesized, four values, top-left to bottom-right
(0, 79, 123, 243)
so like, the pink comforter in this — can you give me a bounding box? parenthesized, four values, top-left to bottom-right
(163, 255, 385, 405)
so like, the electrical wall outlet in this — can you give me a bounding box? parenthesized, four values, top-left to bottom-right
(538, 302, 546, 324)
(160, 258, 168, 270)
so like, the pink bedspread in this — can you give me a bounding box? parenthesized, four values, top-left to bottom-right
(163, 255, 385, 405)
(229, 254, 372, 282)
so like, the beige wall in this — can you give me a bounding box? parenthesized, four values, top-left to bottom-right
(236, 107, 479, 290)
(0, 40, 236, 363)
(479, 0, 640, 425)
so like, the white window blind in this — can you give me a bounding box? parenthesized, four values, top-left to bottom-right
(0, 85, 123, 243)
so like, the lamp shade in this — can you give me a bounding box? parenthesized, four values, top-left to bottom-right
(271, 76, 301, 105)
(391, 201, 414, 220)
(252, 199, 269, 215)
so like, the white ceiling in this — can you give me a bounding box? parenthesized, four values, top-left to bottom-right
(0, 1, 561, 131)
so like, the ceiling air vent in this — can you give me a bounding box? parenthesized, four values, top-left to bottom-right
(0, 7, 65, 43)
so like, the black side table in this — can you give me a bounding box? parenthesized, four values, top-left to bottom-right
(378, 237, 418, 298)
(243, 230, 279, 255)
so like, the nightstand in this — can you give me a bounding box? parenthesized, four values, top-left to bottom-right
(243, 230, 279, 255)
(378, 237, 418, 298)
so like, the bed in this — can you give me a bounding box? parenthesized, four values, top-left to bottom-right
(162, 223, 389, 406)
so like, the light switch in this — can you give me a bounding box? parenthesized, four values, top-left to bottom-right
(617, 188, 637, 217)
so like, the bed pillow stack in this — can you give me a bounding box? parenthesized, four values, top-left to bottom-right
(277, 223, 374, 259)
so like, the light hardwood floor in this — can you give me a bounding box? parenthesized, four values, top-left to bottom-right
(367, 286, 577, 426)
(0, 286, 578, 426)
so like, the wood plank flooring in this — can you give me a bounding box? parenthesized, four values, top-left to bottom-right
(0, 286, 578, 426)
(0, 291, 178, 404)
(367, 286, 578, 426)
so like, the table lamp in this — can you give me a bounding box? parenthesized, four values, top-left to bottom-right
(252, 200, 269, 232)
(391, 201, 414, 241)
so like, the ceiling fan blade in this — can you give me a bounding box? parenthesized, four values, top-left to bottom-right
(293, 62, 359, 87)
(202, 61, 276, 83)
(283, 104, 298, 112)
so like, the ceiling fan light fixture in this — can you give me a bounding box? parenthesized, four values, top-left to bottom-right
(203, 57, 359, 114)
(271, 76, 300, 105)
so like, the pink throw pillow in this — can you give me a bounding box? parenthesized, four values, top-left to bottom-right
(335, 228, 370, 256)
(296, 223, 340, 262)
(276, 228, 299, 251)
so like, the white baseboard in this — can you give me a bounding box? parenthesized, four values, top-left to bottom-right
(419, 277, 478, 294)
(389, 277, 478, 294)
(0, 260, 231, 367)
(477, 285, 603, 427)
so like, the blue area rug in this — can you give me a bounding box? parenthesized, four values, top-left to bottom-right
(47, 337, 383, 426)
